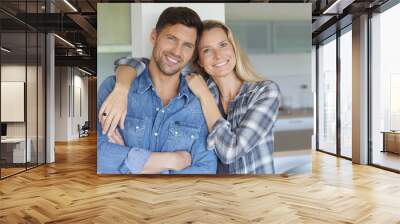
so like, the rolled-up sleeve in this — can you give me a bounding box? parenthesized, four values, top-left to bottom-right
(123, 148, 152, 173)
(114, 56, 148, 75)
(97, 136, 151, 174)
(207, 81, 281, 165)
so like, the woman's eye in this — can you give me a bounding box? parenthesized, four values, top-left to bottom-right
(203, 49, 210, 54)
(220, 42, 228, 48)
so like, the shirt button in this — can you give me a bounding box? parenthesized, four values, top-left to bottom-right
(161, 109, 165, 113)
(191, 135, 194, 138)
(135, 126, 139, 129)
(175, 131, 178, 135)
(154, 132, 158, 136)
(156, 108, 160, 111)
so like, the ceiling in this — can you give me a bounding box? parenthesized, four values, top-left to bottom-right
(0, 0, 393, 75)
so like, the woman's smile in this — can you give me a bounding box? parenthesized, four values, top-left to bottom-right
(213, 60, 229, 68)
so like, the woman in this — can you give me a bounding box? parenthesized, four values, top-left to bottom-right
(100, 20, 281, 174)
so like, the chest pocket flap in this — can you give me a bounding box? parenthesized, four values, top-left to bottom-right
(164, 121, 200, 151)
(122, 117, 147, 147)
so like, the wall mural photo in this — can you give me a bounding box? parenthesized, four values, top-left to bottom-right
(97, 3, 312, 175)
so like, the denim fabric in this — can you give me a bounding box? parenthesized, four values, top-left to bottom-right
(97, 67, 217, 174)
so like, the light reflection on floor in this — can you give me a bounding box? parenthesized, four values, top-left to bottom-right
(372, 150, 400, 171)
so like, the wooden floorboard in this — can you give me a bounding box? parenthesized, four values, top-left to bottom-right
(1, 134, 400, 223)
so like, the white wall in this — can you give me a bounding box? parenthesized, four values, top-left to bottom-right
(1, 66, 25, 124)
(72, 73, 89, 138)
(1, 65, 38, 137)
(1, 65, 26, 140)
(1, 64, 46, 163)
(55, 67, 68, 141)
(1, 65, 26, 81)
(249, 53, 313, 109)
(97, 52, 130, 87)
(54, 67, 89, 141)
(97, 3, 133, 85)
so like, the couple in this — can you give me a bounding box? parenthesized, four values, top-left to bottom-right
(97, 7, 281, 174)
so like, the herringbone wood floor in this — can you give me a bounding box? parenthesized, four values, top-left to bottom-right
(1, 134, 400, 224)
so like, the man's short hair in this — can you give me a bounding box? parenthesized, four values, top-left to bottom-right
(155, 7, 203, 45)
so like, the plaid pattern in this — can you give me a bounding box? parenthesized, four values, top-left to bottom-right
(114, 57, 147, 75)
(206, 79, 281, 174)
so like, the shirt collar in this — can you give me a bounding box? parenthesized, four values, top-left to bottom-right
(136, 67, 153, 94)
(238, 81, 251, 96)
(177, 74, 191, 101)
(136, 67, 191, 104)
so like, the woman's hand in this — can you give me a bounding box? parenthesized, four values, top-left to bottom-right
(108, 128, 125, 146)
(185, 73, 210, 99)
(99, 86, 129, 135)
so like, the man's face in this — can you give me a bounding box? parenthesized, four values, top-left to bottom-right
(151, 24, 197, 76)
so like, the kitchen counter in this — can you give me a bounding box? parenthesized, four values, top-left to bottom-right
(278, 108, 313, 119)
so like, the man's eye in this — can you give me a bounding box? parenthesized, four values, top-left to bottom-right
(184, 43, 193, 49)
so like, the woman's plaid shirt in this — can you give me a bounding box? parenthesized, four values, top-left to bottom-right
(206, 79, 281, 174)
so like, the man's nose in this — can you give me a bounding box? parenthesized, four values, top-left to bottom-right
(171, 44, 183, 57)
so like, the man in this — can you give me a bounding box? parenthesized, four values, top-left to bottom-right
(97, 7, 217, 174)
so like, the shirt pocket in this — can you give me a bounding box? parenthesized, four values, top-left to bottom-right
(121, 117, 147, 148)
(163, 121, 200, 152)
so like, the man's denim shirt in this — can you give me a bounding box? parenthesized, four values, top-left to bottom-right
(97, 67, 217, 174)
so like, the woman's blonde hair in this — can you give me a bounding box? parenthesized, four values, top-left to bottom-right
(194, 20, 265, 82)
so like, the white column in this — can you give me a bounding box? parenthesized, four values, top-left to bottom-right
(352, 14, 369, 164)
(46, 33, 55, 163)
(45, 1, 56, 163)
(311, 45, 317, 150)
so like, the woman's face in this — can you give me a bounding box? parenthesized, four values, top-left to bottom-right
(198, 28, 236, 78)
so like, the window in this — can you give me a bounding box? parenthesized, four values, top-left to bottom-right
(371, 2, 400, 171)
(317, 36, 337, 155)
(0, 1, 46, 179)
(339, 27, 352, 158)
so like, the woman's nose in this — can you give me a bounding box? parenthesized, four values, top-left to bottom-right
(213, 50, 222, 60)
